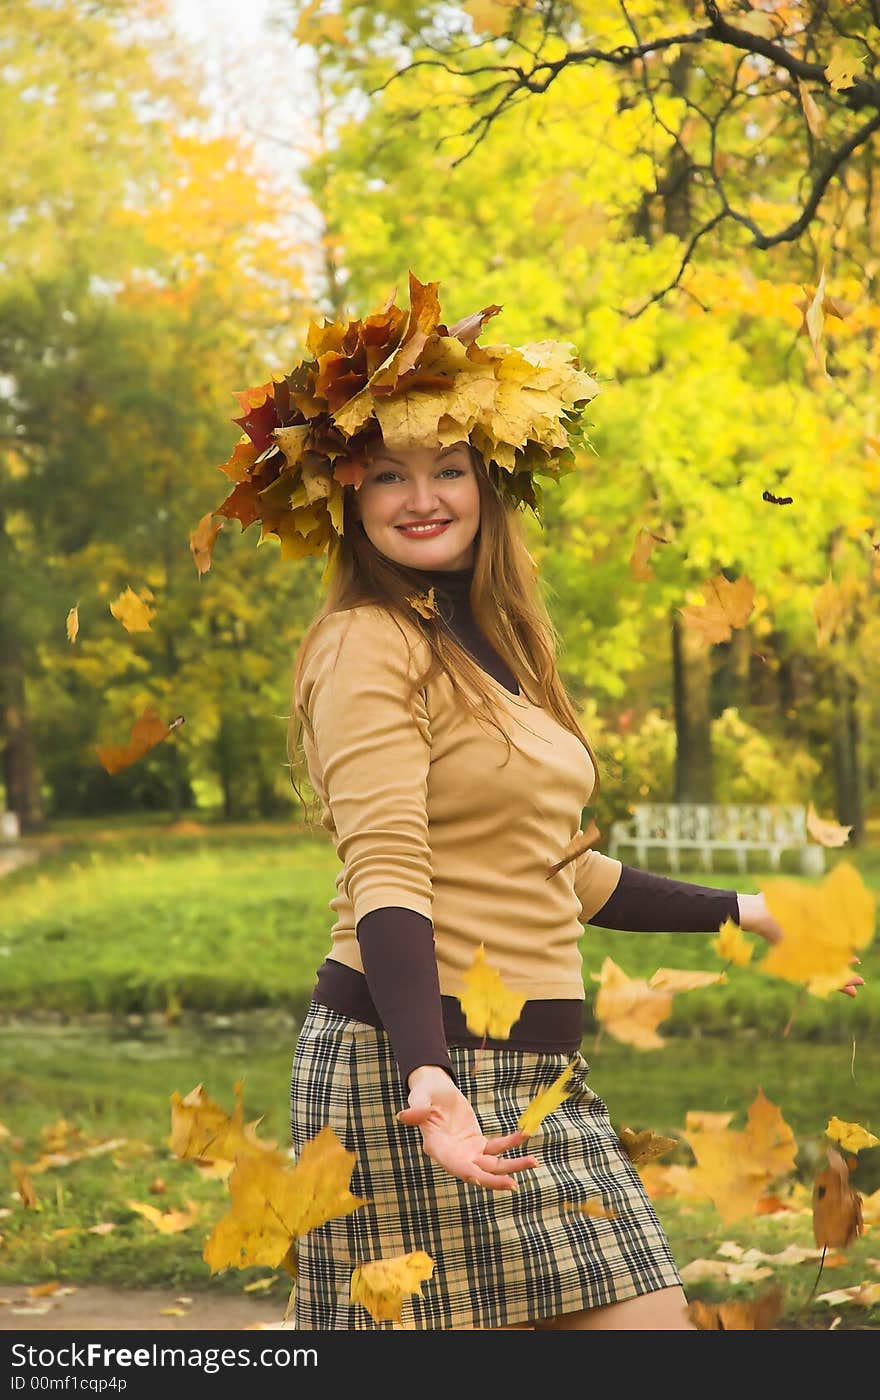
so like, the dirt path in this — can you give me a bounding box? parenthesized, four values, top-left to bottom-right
(0, 1285, 292, 1331)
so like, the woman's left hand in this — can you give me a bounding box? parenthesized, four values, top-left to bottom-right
(736, 891, 866, 997)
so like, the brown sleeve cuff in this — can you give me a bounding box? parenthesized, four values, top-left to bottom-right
(356, 906, 458, 1088)
(587, 863, 739, 932)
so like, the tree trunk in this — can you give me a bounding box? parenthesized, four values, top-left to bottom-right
(0, 617, 46, 833)
(832, 668, 864, 842)
(672, 612, 713, 801)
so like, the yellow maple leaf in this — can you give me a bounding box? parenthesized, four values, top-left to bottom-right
(679, 574, 755, 645)
(169, 1081, 277, 1165)
(203, 1126, 366, 1274)
(189, 513, 224, 577)
(682, 1090, 797, 1224)
(562, 1198, 618, 1220)
(759, 859, 876, 997)
(458, 944, 526, 1040)
(590, 958, 724, 1050)
(806, 801, 852, 848)
(127, 1199, 200, 1234)
(349, 1250, 435, 1323)
(517, 1062, 577, 1136)
(109, 585, 156, 633)
(712, 917, 755, 967)
(824, 50, 863, 93)
(617, 1126, 678, 1166)
(825, 1117, 880, 1153)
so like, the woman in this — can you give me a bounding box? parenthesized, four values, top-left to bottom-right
(219, 277, 862, 1330)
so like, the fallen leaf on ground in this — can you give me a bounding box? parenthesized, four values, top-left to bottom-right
(127, 1199, 200, 1234)
(688, 1284, 783, 1330)
(815, 1282, 880, 1307)
(680, 1258, 773, 1285)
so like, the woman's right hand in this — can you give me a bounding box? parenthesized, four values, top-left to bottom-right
(397, 1065, 538, 1191)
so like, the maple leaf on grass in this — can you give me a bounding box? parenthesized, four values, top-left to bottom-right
(458, 943, 526, 1041)
(681, 1089, 798, 1224)
(350, 1251, 435, 1324)
(127, 1199, 200, 1234)
(203, 1126, 366, 1274)
(759, 859, 875, 998)
(688, 1284, 783, 1330)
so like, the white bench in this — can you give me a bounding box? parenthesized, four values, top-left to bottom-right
(607, 802, 825, 876)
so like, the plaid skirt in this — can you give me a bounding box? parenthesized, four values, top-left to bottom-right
(289, 1000, 682, 1330)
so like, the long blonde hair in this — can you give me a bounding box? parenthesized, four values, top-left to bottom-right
(286, 445, 601, 825)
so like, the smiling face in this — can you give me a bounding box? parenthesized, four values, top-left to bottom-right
(353, 440, 482, 571)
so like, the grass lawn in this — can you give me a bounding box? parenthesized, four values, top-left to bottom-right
(1, 817, 878, 1328)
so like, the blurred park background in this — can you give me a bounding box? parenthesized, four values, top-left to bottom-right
(1, 0, 879, 1327)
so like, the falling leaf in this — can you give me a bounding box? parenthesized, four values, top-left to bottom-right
(149, 1177, 167, 1195)
(406, 586, 438, 619)
(824, 51, 863, 92)
(648, 968, 727, 994)
(189, 513, 225, 576)
(169, 1081, 277, 1165)
(27, 1282, 61, 1298)
(712, 917, 755, 967)
(815, 1281, 880, 1307)
(350, 1251, 435, 1323)
(802, 265, 829, 377)
(679, 575, 755, 644)
(96, 707, 184, 775)
(87, 1222, 115, 1236)
(127, 1199, 200, 1234)
(109, 585, 156, 633)
(458, 944, 527, 1040)
(806, 802, 852, 848)
(797, 79, 825, 137)
(617, 1126, 678, 1166)
(759, 859, 876, 997)
(562, 1198, 618, 1221)
(629, 526, 670, 582)
(517, 1062, 577, 1135)
(66, 605, 79, 642)
(546, 820, 601, 877)
(203, 1125, 366, 1274)
(813, 572, 860, 648)
(825, 1117, 879, 1153)
(688, 1284, 783, 1330)
(812, 1146, 864, 1248)
(590, 958, 724, 1050)
(243, 1277, 278, 1293)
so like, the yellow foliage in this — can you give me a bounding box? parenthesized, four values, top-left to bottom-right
(712, 917, 755, 967)
(458, 944, 527, 1040)
(349, 1250, 435, 1323)
(203, 1126, 366, 1274)
(825, 1117, 879, 1153)
(759, 859, 876, 997)
(682, 1090, 798, 1224)
(517, 1062, 577, 1136)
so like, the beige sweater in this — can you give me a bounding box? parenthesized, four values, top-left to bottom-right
(296, 604, 623, 1001)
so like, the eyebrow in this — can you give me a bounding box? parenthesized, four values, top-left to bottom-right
(369, 444, 466, 467)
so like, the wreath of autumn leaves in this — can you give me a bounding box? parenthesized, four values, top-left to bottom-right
(196, 270, 601, 573)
